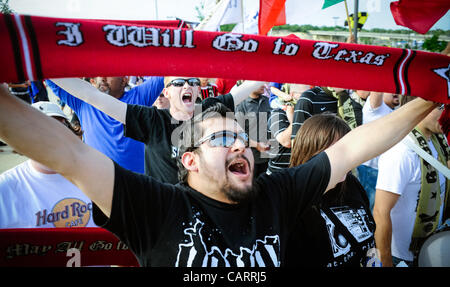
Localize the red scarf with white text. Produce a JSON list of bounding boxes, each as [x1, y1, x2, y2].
[[0, 14, 449, 104]]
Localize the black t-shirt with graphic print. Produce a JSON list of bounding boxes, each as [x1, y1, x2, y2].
[[285, 174, 376, 267], [93, 152, 331, 267], [124, 94, 234, 183]]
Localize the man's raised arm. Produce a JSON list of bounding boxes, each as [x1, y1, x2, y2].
[[229, 80, 268, 108], [0, 83, 114, 217], [50, 78, 127, 124], [324, 97, 438, 191]]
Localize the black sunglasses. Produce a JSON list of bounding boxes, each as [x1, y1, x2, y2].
[[197, 131, 249, 148], [166, 78, 201, 88]]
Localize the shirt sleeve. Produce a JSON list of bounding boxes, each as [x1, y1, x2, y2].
[[215, 78, 225, 95], [131, 76, 164, 106], [268, 108, 289, 138], [376, 141, 418, 195], [92, 162, 178, 263], [268, 82, 283, 104], [291, 93, 313, 139], [259, 152, 331, 229], [45, 79, 83, 113], [124, 104, 160, 143]]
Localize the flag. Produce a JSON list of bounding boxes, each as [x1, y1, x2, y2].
[[220, 0, 242, 25], [196, 0, 242, 31], [322, 0, 345, 9], [344, 12, 368, 30], [232, 9, 259, 34], [390, 0, 450, 34], [258, 0, 322, 35]]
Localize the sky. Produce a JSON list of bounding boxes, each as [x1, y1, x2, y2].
[[8, 0, 450, 31]]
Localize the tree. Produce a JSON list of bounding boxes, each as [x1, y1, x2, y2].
[[422, 33, 447, 52], [0, 0, 14, 14]]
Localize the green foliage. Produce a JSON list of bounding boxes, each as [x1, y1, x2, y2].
[[272, 24, 450, 37], [194, 1, 206, 22], [0, 0, 14, 14], [422, 33, 447, 52]]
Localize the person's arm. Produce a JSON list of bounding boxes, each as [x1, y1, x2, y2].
[[270, 86, 292, 102], [269, 107, 293, 148], [373, 189, 400, 267], [249, 139, 270, 152], [324, 97, 438, 191], [368, 91, 384, 110], [229, 80, 268, 109], [131, 76, 164, 106], [276, 105, 294, 148], [8, 82, 30, 88], [50, 78, 127, 124], [0, 83, 114, 217]]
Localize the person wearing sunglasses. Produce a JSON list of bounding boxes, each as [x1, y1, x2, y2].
[[45, 76, 164, 175], [0, 84, 442, 266], [50, 77, 265, 184]]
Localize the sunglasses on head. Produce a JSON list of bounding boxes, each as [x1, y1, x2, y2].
[[166, 78, 201, 88], [197, 131, 249, 148]]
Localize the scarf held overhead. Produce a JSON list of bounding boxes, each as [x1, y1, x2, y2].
[[0, 14, 449, 103]]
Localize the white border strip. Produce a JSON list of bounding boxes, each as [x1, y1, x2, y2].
[[13, 14, 35, 81], [397, 49, 412, 95]]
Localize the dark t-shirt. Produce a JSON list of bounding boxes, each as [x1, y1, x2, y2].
[[93, 152, 331, 267], [291, 87, 338, 139], [267, 108, 291, 173], [124, 94, 234, 183], [285, 174, 376, 267]]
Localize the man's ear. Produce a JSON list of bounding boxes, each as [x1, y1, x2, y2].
[[121, 76, 129, 87], [163, 87, 171, 99], [181, 151, 198, 173]]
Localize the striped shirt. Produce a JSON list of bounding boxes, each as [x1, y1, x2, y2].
[[291, 87, 338, 140], [199, 84, 218, 101], [267, 108, 292, 174]]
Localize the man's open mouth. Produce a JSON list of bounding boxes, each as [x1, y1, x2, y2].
[[227, 157, 250, 177], [182, 93, 193, 104]]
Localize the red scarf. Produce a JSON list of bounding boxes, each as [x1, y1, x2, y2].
[[0, 14, 449, 104], [0, 228, 138, 267]]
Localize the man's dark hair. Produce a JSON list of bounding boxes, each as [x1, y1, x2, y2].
[[176, 103, 235, 182]]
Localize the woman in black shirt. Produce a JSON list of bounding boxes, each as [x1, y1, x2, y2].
[[287, 113, 376, 267]]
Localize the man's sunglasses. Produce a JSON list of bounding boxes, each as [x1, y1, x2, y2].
[[166, 78, 201, 88], [197, 131, 249, 148]]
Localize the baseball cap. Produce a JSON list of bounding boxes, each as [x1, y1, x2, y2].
[[31, 101, 69, 120]]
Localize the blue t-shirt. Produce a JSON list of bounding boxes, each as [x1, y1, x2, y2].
[[269, 82, 282, 104], [46, 77, 163, 174]]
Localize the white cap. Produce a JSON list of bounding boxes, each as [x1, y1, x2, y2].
[[31, 101, 69, 120]]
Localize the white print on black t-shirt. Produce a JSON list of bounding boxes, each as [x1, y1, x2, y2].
[[175, 218, 280, 267], [321, 210, 351, 258], [171, 145, 179, 159], [320, 206, 374, 263], [330, 206, 372, 243]]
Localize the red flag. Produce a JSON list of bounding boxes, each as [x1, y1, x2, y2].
[[390, 0, 450, 34], [258, 0, 286, 35]]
